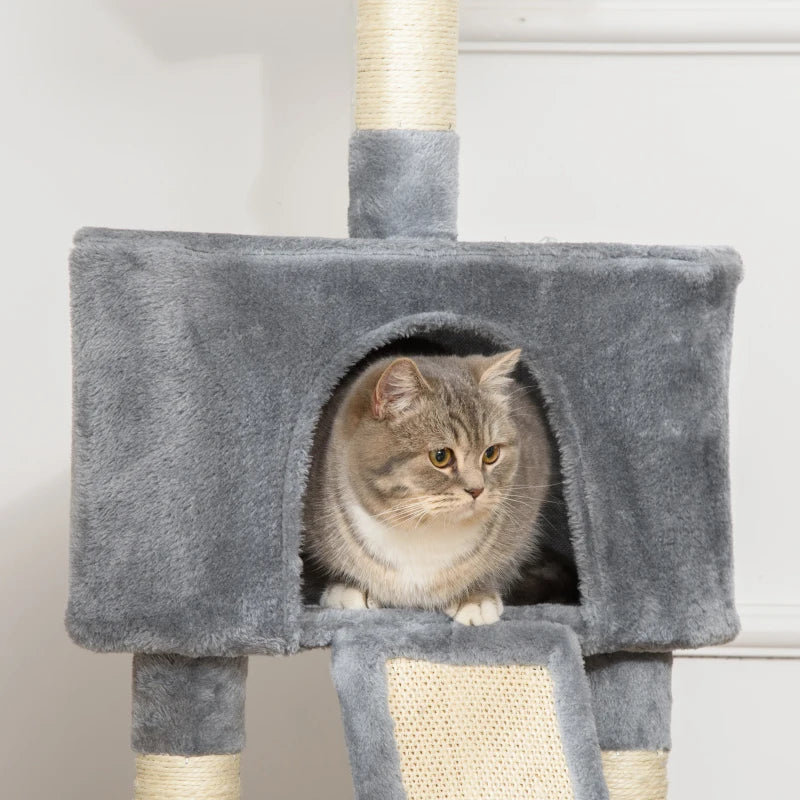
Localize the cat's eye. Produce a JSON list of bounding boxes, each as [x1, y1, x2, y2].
[[429, 448, 455, 468], [483, 445, 501, 464]]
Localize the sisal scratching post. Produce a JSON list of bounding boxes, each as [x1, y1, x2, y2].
[[355, 0, 458, 131], [601, 751, 669, 800], [134, 755, 241, 800], [349, 0, 459, 239], [585, 652, 672, 799], [130, 654, 247, 799]]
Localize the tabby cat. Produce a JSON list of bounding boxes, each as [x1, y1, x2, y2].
[[303, 349, 567, 625]]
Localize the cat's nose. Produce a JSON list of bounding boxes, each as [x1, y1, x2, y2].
[[465, 487, 484, 499]]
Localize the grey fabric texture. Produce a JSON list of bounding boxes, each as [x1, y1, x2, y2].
[[131, 654, 247, 755], [348, 130, 459, 239], [67, 227, 741, 657], [299, 603, 588, 651], [331, 621, 609, 800], [585, 652, 672, 751]]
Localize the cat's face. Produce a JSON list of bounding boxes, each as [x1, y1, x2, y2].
[[346, 351, 524, 529]]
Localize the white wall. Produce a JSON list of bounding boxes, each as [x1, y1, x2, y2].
[[2, 2, 798, 798]]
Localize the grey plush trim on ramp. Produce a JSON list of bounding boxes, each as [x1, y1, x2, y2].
[[331, 621, 609, 800]]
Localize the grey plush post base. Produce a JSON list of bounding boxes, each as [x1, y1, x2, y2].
[[132, 654, 248, 755], [331, 621, 609, 800], [348, 130, 459, 239], [585, 652, 672, 752]]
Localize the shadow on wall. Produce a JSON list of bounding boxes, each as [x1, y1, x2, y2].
[[103, 0, 354, 236], [0, 475, 132, 798]]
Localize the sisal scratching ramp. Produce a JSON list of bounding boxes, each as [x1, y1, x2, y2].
[[331, 622, 609, 800], [388, 662, 574, 799], [67, 1, 740, 798]]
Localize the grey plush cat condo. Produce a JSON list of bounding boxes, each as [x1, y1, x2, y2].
[[67, 2, 741, 799]]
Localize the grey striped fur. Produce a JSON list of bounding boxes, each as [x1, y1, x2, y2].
[[303, 352, 553, 612]]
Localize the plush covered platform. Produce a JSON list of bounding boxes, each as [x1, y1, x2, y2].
[[67, 226, 741, 658]]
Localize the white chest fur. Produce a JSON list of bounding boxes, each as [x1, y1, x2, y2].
[[347, 502, 484, 589]]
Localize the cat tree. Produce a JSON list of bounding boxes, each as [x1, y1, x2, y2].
[[67, 2, 741, 798]]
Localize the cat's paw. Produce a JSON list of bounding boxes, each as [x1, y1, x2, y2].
[[321, 583, 370, 610], [446, 592, 504, 626]]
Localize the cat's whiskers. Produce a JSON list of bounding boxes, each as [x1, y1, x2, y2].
[[505, 481, 564, 491], [377, 499, 440, 528], [501, 491, 560, 504], [501, 492, 565, 511], [497, 497, 542, 513], [374, 497, 431, 520], [382, 507, 429, 526], [412, 509, 430, 530]]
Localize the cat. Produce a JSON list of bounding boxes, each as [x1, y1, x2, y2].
[[302, 349, 564, 625]]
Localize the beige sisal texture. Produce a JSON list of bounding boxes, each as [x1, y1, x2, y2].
[[601, 750, 668, 800], [356, 0, 458, 131], [134, 754, 240, 800], [386, 659, 575, 800]]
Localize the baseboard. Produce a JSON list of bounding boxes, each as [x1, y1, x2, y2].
[[675, 604, 800, 659], [461, 1, 800, 54]]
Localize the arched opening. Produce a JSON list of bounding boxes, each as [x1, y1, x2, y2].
[[299, 325, 580, 612]]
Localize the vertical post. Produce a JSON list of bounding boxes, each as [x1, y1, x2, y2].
[[348, 0, 460, 239], [354, 0, 458, 132], [131, 655, 248, 800], [585, 653, 672, 800]]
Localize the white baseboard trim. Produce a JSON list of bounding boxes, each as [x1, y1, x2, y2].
[[675, 604, 800, 659], [460, 1, 800, 54]]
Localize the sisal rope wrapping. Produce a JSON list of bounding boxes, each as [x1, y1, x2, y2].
[[386, 659, 575, 800], [356, 0, 458, 131], [601, 750, 668, 800], [134, 754, 240, 800]]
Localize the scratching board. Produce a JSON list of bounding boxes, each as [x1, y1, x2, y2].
[[66, 0, 740, 798], [331, 622, 610, 800]]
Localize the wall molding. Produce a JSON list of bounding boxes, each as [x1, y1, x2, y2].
[[460, 1, 800, 54], [675, 604, 800, 659]]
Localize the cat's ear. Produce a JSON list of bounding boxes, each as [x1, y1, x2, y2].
[[372, 358, 431, 420], [478, 349, 522, 388]]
